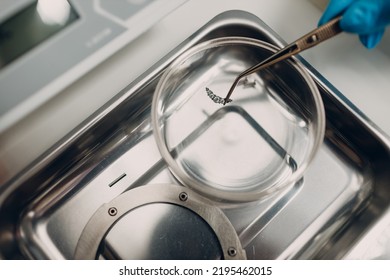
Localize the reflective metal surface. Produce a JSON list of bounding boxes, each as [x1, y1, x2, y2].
[[0, 10, 389, 260], [75, 184, 245, 260], [100, 203, 223, 260]]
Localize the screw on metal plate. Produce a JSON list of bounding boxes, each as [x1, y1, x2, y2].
[[206, 87, 232, 105], [227, 247, 237, 257], [108, 207, 118, 216], [179, 192, 188, 201]]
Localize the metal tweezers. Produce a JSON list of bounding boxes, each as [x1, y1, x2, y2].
[[223, 16, 342, 105]]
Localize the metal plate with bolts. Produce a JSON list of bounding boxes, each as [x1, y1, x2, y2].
[[74, 184, 246, 260]]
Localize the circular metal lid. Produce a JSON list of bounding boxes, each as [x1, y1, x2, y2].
[[74, 184, 246, 260], [100, 203, 223, 259]]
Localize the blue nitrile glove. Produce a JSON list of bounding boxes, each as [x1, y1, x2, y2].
[[319, 0, 390, 48]]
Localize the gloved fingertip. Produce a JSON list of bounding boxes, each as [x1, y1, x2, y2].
[[318, 0, 355, 26], [318, 13, 330, 26], [318, 9, 338, 26], [359, 32, 383, 49]]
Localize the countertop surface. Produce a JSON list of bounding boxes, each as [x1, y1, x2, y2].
[[0, 0, 389, 258]]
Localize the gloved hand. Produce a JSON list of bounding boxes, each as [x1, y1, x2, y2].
[[319, 0, 390, 48]]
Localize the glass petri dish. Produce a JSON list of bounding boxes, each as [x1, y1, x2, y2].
[[152, 37, 325, 204]]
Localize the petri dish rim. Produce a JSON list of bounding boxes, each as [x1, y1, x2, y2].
[[151, 37, 325, 204]]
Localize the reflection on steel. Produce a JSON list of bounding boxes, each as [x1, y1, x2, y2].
[[74, 184, 246, 260]]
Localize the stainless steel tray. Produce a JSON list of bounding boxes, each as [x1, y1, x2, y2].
[[0, 10, 389, 260]]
